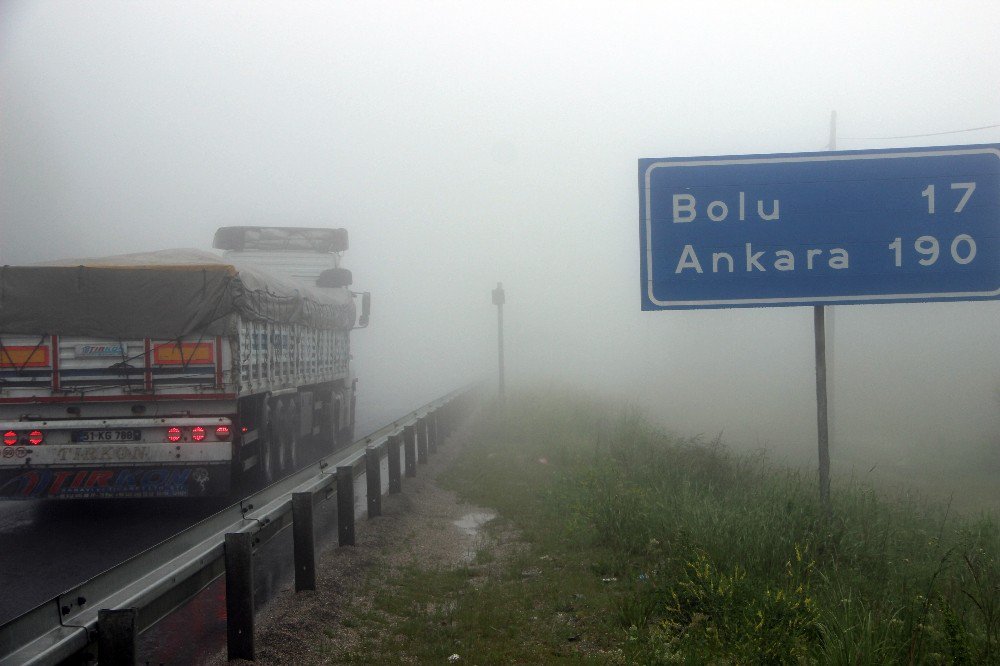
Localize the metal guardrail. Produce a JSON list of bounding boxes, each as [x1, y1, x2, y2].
[[0, 387, 478, 665]]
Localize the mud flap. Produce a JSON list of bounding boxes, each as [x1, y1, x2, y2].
[[0, 464, 231, 499]]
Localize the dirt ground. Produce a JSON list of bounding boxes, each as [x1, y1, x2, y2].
[[213, 426, 512, 665]]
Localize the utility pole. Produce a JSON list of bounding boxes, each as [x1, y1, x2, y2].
[[492, 282, 506, 402]]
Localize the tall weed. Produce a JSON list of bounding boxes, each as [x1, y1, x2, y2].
[[448, 391, 999, 664]]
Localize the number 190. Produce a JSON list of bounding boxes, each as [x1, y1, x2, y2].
[[888, 235, 977, 267]]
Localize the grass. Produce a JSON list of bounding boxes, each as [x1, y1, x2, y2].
[[333, 390, 999, 664]]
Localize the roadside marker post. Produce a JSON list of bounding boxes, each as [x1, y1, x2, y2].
[[292, 492, 317, 591], [416, 417, 429, 465], [224, 532, 256, 660], [97, 608, 137, 666], [428, 411, 439, 453], [365, 447, 382, 518], [388, 433, 402, 493], [336, 465, 355, 546], [403, 425, 417, 478]]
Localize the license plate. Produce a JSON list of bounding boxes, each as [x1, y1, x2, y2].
[[71, 429, 143, 443]]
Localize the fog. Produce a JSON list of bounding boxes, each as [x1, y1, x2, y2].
[[2, 2, 998, 508]]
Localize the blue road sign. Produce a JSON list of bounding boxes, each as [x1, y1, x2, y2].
[[639, 144, 1000, 309]]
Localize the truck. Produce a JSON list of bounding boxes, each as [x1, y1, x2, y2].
[[0, 226, 370, 499]]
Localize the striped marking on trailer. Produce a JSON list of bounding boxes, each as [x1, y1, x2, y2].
[[0, 345, 50, 368], [153, 342, 214, 365]]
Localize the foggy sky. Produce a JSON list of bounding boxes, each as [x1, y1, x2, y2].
[[2, 1, 998, 503]]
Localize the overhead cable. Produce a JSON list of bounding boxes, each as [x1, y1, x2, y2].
[[841, 123, 1000, 140]]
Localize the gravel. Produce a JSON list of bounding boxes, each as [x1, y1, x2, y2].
[[213, 424, 516, 665]]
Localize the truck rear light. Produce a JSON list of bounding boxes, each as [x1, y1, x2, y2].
[[215, 425, 231, 441], [167, 427, 182, 443], [191, 426, 206, 442], [28, 430, 44, 446], [3, 431, 16, 446]]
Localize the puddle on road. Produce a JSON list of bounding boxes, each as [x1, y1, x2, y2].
[[453, 510, 496, 537]]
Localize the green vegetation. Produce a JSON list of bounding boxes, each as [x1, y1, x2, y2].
[[346, 391, 999, 664]]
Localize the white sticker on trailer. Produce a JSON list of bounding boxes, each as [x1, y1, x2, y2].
[[75, 344, 126, 357]]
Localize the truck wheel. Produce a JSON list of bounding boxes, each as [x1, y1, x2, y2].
[[324, 390, 341, 451], [258, 399, 276, 486], [284, 397, 299, 472], [317, 388, 332, 445], [272, 400, 288, 475], [339, 422, 355, 447]]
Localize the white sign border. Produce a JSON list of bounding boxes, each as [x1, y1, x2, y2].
[[643, 147, 1000, 308]]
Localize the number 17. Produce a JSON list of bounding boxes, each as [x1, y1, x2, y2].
[[921, 182, 976, 214]]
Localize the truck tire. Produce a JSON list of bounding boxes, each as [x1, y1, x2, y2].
[[258, 399, 277, 486], [283, 397, 299, 472], [339, 421, 355, 446], [272, 400, 288, 475], [322, 389, 341, 451]]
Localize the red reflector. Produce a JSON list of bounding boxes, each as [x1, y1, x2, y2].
[[3, 431, 16, 446], [28, 430, 43, 446], [167, 427, 182, 443], [191, 426, 206, 442], [215, 425, 232, 441]]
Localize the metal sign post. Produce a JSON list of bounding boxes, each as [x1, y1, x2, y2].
[[815, 111, 837, 512], [814, 305, 831, 510], [492, 282, 506, 401]]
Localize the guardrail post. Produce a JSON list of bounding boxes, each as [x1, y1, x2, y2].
[[388, 433, 402, 493], [416, 417, 429, 464], [366, 447, 382, 518], [292, 492, 316, 591], [440, 402, 452, 438], [428, 410, 438, 453], [337, 465, 355, 546], [225, 531, 256, 660], [403, 425, 417, 478], [98, 607, 137, 666]]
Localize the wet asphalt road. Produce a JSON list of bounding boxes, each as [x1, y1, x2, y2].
[[0, 413, 389, 626], [0, 495, 230, 624]]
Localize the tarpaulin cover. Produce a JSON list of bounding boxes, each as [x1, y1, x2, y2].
[[0, 249, 356, 338]]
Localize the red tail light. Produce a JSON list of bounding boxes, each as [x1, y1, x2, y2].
[[27, 430, 43, 446], [215, 425, 232, 441], [167, 427, 182, 443], [3, 431, 16, 446], [191, 426, 206, 442]]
